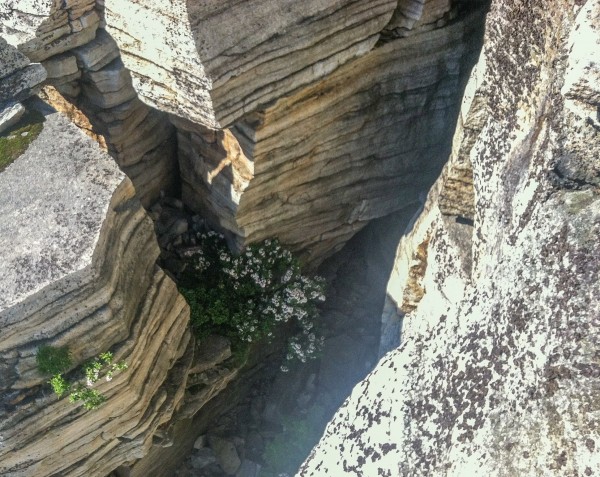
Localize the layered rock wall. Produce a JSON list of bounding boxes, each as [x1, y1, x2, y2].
[[104, 0, 398, 129], [176, 3, 486, 266], [1, 0, 178, 206], [0, 101, 190, 476], [299, 0, 600, 475]]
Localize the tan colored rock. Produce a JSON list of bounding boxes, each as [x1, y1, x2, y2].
[[180, 10, 486, 266], [0, 104, 191, 476], [104, 0, 398, 128]]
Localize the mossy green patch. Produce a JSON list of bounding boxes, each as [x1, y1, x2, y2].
[[0, 109, 45, 173]]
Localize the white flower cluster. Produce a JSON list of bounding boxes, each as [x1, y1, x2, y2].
[[182, 235, 326, 366]]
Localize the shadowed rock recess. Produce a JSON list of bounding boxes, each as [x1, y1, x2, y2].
[[1, 0, 596, 476]]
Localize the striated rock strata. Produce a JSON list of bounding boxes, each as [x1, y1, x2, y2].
[[104, 0, 398, 129], [0, 103, 190, 476], [177, 6, 486, 266], [299, 0, 600, 475], [1, 1, 178, 206]]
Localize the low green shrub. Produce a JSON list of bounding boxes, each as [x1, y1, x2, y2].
[[180, 234, 326, 365], [36, 345, 72, 375], [37, 346, 127, 410], [0, 109, 45, 172]]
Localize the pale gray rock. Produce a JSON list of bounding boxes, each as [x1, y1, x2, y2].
[[0, 101, 122, 311], [0, 38, 46, 103], [0, 100, 25, 134], [73, 28, 120, 72], [0, 36, 29, 79], [0, 100, 192, 477], [82, 58, 137, 108], [4, 2, 100, 63], [42, 52, 81, 86], [298, 1, 600, 476]]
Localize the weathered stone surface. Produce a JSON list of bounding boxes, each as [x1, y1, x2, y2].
[[0, 38, 46, 103], [0, 103, 191, 476], [23, 25, 181, 207], [0, 101, 123, 311], [0, 36, 29, 78], [104, 0, 398, 128], [72, 27, 120, 71], [1, 0, 99, 62], [180, 9, 485, 265], [42, 53, 82, 88], [299, 1, 600, 475], [42, 53, 79, 79], [0, 100, 25, 133]]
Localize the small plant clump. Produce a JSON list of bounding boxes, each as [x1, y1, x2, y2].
[[36, 345, 72, 375], [179, 233, 326, 366], [0, 109, 45, 173], [37, 346, 127, 410]]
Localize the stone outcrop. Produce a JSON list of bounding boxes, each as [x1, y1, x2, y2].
[[177, 5, 486, 266], [0, 38, 45, 103], [1, 1, 178, 207], [0, 102, 190, 476], [299, 1, 600, 475], [104, 0, 398, 129]]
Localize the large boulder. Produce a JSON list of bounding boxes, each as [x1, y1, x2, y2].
[[0, 102, 190, 476]]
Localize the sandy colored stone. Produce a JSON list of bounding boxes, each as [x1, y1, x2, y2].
[[180, 9, 485, 266], [0, 102, 191, 477]]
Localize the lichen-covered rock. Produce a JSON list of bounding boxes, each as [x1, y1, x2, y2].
[[298, 1, 600, 475], [0, 0, 99, 62], [0, 104, 190, 476], [103, 0, 398, 128]]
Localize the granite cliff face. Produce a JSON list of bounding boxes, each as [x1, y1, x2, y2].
[[299, 1, 600, 475]]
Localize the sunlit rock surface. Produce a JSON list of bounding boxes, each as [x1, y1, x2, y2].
[[103, 0, 398, 129], [299, 1, 600, 475], [0, 103, 190, 476], [178, 7, 486, 266]]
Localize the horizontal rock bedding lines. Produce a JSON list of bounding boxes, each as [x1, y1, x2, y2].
[[0, 180, 191, 476], [0, 102, 190, 475], [230, 9, 485, 265], [105, 0, 398, 128]]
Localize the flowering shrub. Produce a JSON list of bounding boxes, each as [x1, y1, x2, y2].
[[37, 347, 127, 410], [179, 233, 326, 364]]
